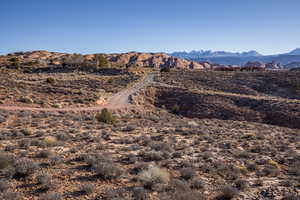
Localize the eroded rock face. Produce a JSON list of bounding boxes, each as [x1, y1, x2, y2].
[[106, 52, 204, 69], [4, 51, 205, 69]]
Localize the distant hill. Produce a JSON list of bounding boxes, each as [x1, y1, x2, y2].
[[285, 62, 300, 69], [286, 48, 300, 55], [169, 49, 300, 66], [171, 50, 261, 59]]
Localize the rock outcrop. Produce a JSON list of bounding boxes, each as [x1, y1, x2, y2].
[[105, 52, 204, 69], [4, 51, 206, 70], [265, 61, 282, 70]]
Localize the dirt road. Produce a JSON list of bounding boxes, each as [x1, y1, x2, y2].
[[0, 72, 157, 112]]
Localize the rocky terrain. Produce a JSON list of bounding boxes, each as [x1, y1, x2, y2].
[[1, 51, 207, 70], [0, 67, 140, 108], [0, 53, 299, 200]]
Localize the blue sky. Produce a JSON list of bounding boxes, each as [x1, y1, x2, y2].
[[1, 0, 300, 55]]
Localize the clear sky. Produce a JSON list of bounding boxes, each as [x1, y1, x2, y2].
[[1, 0, 300, 55]]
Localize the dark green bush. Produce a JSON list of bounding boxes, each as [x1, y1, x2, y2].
[[95, 54, 108, 68], [171, 104, 180, 114], [46, 77, 56, 84], [160, 67, 170, 72], [9, 57, 20, 69], [95, 108, 117, 124], [0, 152, 14, 170]]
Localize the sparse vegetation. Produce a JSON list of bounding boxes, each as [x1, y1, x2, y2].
[[0, 62, 299, 199]]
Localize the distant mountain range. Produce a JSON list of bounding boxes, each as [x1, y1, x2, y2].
[[169, 48, 300, 67]]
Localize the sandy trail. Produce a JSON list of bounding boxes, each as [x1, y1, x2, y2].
[[0, 72, 157, 112]]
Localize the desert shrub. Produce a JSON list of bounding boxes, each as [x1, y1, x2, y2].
[[190, 179, 205, 189], [149, 142, 173, 152], [46, 77, 56, 84], [9, 57, 20, 69], [130, 162, 148, 175], [171, 104, 180, 114], [5, 145, 16, 152], [161, 179, 206, 200], [37, 172, 52, 190], [122, 125, 136, 132], [30, 139, 46, 148], [19, 139, 31, 148], [84, 153, 107, 167], [85, 153, 122, 180], [95, 109, 117, 124], [37, 172, 51, 185], [161, 190, 205, 200], [13, 158, 38, 178], [234, 179, 249, 191], [142, 150, 165, 161], [259, 164, 280, 177], [180, 168, 196, 180], [138, 165, 170, 189], [19, 96, 33, 104], [216, 185, 239, 200], [172, 151, 182, 158], [61, 54, 84, 67], [21, 128, 33, 136], [102, 188, 126, 200], [132, 187, 147, 200], [9, 57, 18, 63], [0, 152, 14, 170], [49, 156, 63, 166], [41, 192, 61, 200], [43, 136, 59, 147], [0, 179, 10, 192], [169, 179, 190, 192], [107, 78, 113, 84], [122, 153, 138, 164], [245, 162, 257, 171], [93, 161, 122, 180], [52, 104, 61, 108], [160, 67, 170, 73], [78, 183, 95, 195], [37, 149, 53, 158], [253, 179, 264, 187], [236, 151, 251, 159], [55, 133, 69, 141], [95, 54, 108, 68]]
